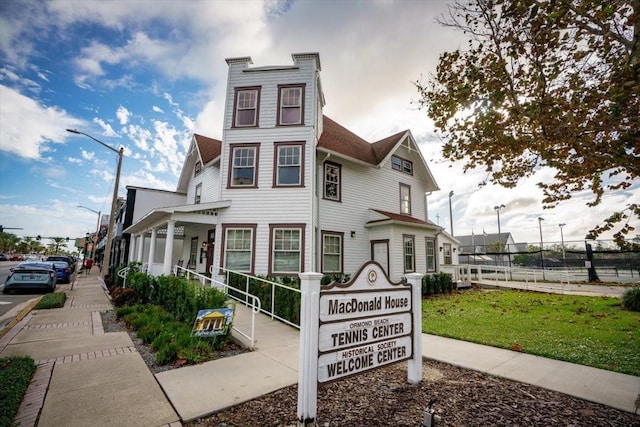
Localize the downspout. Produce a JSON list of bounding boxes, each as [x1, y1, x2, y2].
[[316, 152, 331, 272]]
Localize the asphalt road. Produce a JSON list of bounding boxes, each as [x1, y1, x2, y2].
[[0, 261, 65, 318]]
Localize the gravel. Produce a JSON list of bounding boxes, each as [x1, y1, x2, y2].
[[101, 311, 639, 426]]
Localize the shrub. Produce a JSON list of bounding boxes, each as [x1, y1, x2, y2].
[[621, 287, 640, 311], [35, 292, 66, 309], [0, 356, 36, 426], [111, 287, 136, 307]]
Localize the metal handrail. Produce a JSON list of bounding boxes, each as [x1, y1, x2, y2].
[[172, 264, 261, 349], [217, 266, 302, 329]]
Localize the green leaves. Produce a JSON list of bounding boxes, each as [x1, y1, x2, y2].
[[418, 0, 639, 244]]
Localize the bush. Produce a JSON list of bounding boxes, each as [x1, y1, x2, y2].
[[111, 287, 136, 307], [0, 356, 36, 426], [621, 287, 640, 311], [35, 292, 66, 309]]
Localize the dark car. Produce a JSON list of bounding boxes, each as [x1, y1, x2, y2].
[[50, 260, 72, 284], [46, 255, 76, 273], [0, 254, 8, 261], [3, 261, 57, 294]]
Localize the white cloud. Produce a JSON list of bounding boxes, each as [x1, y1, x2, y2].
[[92, 117, 118, 137], [116, 105, 131, 125], [0, 85, 83, 159], [152, 105, 164, 113]]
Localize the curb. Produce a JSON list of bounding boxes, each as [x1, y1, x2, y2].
[[0, 297, 42, 339]]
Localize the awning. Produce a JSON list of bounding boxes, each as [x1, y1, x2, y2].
[[124, 200, 232, 235]]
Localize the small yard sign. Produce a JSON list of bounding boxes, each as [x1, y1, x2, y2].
[[191, 308, 234, 337]]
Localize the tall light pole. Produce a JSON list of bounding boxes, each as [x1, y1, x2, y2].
[[67, 129, 123, 278], [448, 191, 454, 236], [538, 217, 546, 280], [559, 223, 566, 268], [494, 204, 505, 248], [77, 205, 101, 265]]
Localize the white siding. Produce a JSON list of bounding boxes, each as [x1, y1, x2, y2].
[[186, 164, 220, 204], [132, 189, 186, 223]]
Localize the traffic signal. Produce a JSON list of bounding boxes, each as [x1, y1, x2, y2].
[[66, 237, 69, 242], [0, 225, 3, 233], [36, 235, 41, 240]]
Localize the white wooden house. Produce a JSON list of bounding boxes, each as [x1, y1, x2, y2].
[[123, 53, 453, 281]]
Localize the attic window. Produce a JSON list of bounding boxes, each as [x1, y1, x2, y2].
[[194, 161, 202, 177], [391, 155, 412, 175]]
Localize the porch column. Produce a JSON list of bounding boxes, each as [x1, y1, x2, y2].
[[136, 233, 145, 263], [162, 220, 176, 276], [147, 228, 157, 269]]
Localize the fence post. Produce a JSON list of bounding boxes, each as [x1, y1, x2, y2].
[[297, 272, 322, 426], [405, 273, 423, 384]]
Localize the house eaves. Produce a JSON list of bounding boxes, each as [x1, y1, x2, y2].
[[365, 209, 441, 231], [124, 200, 231, 235], [176, 134, 221, 193]]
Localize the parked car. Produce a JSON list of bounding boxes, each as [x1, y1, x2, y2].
[[3, 261, 57, 294], [0, 254, 8, 261], [50, 260, 72, 284], [9, 254, 24, 261], [46, 255, 76, 273]]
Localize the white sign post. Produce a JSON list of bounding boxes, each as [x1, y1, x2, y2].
[[297, 262, 423, 426]]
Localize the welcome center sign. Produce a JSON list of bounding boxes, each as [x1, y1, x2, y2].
[[318, 262, 414, 383]]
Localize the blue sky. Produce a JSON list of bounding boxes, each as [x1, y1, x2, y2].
[[0, 0, 637, 253]]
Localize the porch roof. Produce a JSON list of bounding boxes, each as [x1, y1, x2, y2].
[[124, 200, 232, 235], [365, 209, 441, 231]]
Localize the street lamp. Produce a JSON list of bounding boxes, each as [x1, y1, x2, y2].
[[559, 223, 566, 268], [77, 205, 101, 266], [538, 217, 546, 280], [67, 129, 123, 278], [493, 204, 506, 248], [448, 191, 454, 236]]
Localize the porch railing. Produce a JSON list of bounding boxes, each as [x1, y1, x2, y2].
[[216, 267, 302, 330], [171, 264, 261, 349]]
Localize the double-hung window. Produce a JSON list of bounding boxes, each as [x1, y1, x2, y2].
[[229, 144, 259, 187], [278, 85, 304, 125], [194, 161, 202, 176], [323, 161, 341, 201], [223, 226, 255, 273], [400, 183, 411, 215], [194, 183, 202, 204], [403, 235, 415, 273], [391, 155, 413, 175], [270, 225, 304, 274], [426, 238, 436, 272], [322, 232, 343, 273], [234, 87, 260, 127], [274, 142, 303, 186]]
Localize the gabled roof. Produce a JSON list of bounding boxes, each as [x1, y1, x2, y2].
[[456, 232, 514, 246], [176, 134, 222, 193], [318, 116, 405, 165], [194, 134, 221, 164]]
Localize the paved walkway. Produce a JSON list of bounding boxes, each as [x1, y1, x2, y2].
[[0, 272, 638, 426]]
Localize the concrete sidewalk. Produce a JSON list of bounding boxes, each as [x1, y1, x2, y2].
[[0, 270, 180, 427], [1, 272, 639, 426]]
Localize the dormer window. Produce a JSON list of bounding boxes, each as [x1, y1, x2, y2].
[[194, 161, 202, 177], [277, 85, 304, 126], [233, 87, 260, 127], [392, 155, 413, 175]]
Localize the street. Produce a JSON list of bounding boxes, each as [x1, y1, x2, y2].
[[0, 261, 49, 318]]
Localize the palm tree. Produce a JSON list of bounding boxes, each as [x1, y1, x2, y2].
[[50, 237, 68, 255], [0, 232, 21, 253]]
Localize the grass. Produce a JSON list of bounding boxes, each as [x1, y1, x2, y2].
[[422, 289, 640, 376], [0, 356, 36, 427], [34, 291, 66, 309]]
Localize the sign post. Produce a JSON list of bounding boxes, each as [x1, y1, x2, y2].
[[297, 262, 423, 426]]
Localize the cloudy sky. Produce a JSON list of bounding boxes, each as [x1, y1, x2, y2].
[[0, 0, 636, 254]]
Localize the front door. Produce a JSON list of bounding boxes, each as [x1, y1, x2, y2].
[[206, 228, 215, 274], [371, 240, 389, 274]]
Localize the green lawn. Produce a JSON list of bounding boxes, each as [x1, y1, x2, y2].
[[421, 289, 640, 376]]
